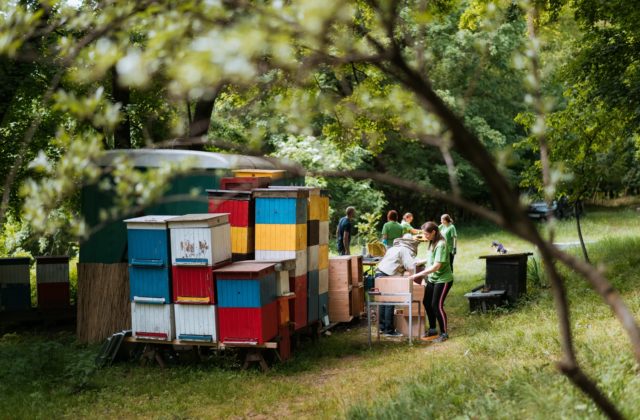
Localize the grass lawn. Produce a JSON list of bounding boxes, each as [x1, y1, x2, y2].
[[2, 206, 640, 418]]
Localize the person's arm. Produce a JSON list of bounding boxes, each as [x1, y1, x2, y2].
[[451, 226, 458, 254], [408, 261, 442, 283], [381, 223, 388, 246]]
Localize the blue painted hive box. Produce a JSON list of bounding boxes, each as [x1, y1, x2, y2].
[[214, 262, 277, 308], [254, 188, 309, 225], [124, 215, 174, 303]]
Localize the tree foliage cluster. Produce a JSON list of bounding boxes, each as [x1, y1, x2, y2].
[[0, 0, 636, 246]]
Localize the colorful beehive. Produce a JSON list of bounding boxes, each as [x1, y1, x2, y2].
[[131, 301, 175, 340], [35, 256, 70, 309], [169, 214, 231, 267], [207, 189, 255, 261], [169, 214, 231, 304], [255, 188, 309, 329], [242, 258, 295, 296], [220, 176, 270, 191], [290, 274, 308, 330], [174, 304, 217, 342], [214, 262, 278, 344], [0, 257, 31, 311], [124, 215, 174, 303], [307, 270, 319, 323], [232, 169, 286, 179], [255, 250, 307, 277]]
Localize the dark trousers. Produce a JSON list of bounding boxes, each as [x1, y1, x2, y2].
[[423, 281, 453, 334], [375, 271, 394, 333], [449, 253, 455, 272], [337, 240, 347, 255]]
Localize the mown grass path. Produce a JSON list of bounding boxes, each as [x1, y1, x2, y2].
[[1, 207, 639, 418]]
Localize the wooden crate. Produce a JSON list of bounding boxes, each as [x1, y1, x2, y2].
[[394, 314, 424, 338], [395, 299, 425, 317], [351, 284, 364, 316], [373, 276, 413, 302], [328, 256, 352, 291], [350, 255, 363, 286], [328, 288, 353, 322]]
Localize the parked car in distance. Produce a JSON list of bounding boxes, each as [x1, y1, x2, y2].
[[527, 196, 578, 220], [527, 200, 558, 220]]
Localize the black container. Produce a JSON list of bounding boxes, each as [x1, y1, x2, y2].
[[479, 253, 532, 303], [464, 290, 507, 313]]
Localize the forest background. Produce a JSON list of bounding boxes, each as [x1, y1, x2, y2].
[[1, 0, 639, 257]]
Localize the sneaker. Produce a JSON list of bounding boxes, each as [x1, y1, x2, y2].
[[384, 330, 403, 337], [434, 333, 449, 343], [420, 329, 438, 341]]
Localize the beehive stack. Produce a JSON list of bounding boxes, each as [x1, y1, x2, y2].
[[207, 189, 255, 261], [0, 257, 31, 311], [36, 256, 70, 309], [124, 216, 176, 340], [254, 188, 309, 330], [328, 256, 353, 322], [168, 214, 232, 342], [220, 176, 271, 191], [309, 188, 330, 323], [214, 262, 278, 344]]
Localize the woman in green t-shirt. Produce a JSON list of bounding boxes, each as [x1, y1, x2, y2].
[[439, 214, 458, 272], [381, 210, 404, 248], [409, 221, 454, 343]]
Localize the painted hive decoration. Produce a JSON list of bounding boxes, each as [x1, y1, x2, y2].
[[168, 214, 230, 304]]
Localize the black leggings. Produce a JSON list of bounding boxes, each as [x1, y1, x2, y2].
[[423, 281, 453, 334]]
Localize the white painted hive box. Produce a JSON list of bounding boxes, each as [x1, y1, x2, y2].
[[174, 304, 217, 342], [169, 214, 231, 266]]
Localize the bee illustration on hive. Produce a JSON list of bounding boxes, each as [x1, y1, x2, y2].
[[180, 240, 196, 257], [198, 240, 209, 255]]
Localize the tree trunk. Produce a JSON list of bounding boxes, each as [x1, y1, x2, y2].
[[187, 85, 224, 145], [112, 67, 131, 149], [575, 200, 590, 263]]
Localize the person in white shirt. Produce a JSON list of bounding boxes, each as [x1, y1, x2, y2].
[[375, 236, 419, 336]]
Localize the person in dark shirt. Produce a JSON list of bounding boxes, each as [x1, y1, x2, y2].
[[336, 206, 356, 255]]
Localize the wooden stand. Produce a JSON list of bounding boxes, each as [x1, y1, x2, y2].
[[124, 337, 281, 372]]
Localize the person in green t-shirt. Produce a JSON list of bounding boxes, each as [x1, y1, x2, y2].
[[439, 214, 458, 272], [381, 210, 404, 248], [400, 212, 420, 235], [409, 221, 454, 343]]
